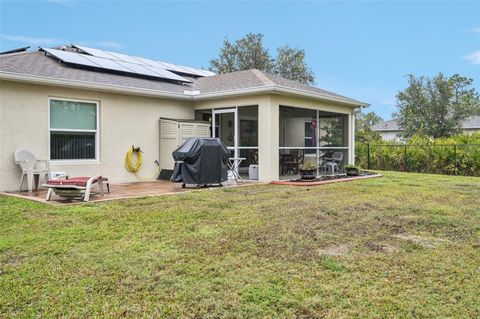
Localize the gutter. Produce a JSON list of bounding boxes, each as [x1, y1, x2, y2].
[[0, 71, 192, 100], [0, 71, 369, 107]]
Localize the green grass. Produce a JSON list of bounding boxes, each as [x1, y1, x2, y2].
[[1, 172, 479, 318]]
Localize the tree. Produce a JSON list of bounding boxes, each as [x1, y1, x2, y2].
[[354, 110, 383, 143], [209, 33, 274, 74], [274, 46, 314, 84], [395, 73, 480, 138], [210, 33, 314, 84]]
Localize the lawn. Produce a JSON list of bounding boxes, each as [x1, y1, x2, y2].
[[1, 172, 479, 318]]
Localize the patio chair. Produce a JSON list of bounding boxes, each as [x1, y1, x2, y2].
[[14, 149, 50, 192], [320, 151, 344, 175], [43, 175, 110, 202], [281, 150, 305, 175]]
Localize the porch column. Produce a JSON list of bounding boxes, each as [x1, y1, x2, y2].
[[258, 96, 279, 182], [348, 112, 355, 164]]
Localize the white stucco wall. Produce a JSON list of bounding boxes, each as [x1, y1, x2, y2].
[[1, 80, 358, 190], [379, 131, 402, 141], [0, 80, 193, 191], [195, 93, 356, 182]]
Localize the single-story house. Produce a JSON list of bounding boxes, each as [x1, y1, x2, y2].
[[0, 45, 368, 191], [372, 116, 480, 141]]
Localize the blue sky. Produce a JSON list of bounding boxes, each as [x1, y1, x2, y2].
[[1, 0, 479, 120]]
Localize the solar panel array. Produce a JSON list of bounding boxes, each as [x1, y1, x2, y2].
[[41, 46, 214, 83], [73, 45, 215, 77], [73, 45, 215, 76]]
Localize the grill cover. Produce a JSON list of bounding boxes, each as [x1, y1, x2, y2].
[[171, 138, 230, 186]]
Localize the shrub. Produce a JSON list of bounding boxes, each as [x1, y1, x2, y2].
[[356, 133, 480, 176]]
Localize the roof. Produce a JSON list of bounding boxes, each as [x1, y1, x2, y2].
[[372, 116, 480, 132], [0, 48, 368, 107], [371, 119, 401, 132]]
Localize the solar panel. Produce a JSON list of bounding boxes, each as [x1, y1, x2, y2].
[[82, 55, 134, 73], [143, 65, 190, 82], [42, 48, 101, 68], [114, 60, 159, 77], [73, 45, 119, 60], [72, 44, 215, 78], [43, 47, 191, 83]]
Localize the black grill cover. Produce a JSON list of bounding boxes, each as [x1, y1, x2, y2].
[[171, 138, 230, 186]]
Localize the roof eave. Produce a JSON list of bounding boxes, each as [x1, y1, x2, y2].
[[0, 71, 370, 107], [194, 84, 369, 107], [0, 71, 193, 100]]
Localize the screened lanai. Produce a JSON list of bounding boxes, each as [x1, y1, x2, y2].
[[279, 106, 349, 179]]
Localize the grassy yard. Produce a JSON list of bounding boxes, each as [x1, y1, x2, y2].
[[1, 172, 479, 318]]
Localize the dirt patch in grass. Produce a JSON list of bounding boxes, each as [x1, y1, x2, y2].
[[393, 234, 450, 248], [317, 244, 350, 256]]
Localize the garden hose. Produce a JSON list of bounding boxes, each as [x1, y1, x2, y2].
[[124, 146, 161, 180], [125, 146, 143, 173]]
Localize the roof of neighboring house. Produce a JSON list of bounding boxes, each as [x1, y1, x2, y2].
[[463, 115, 480, 129], [0, 48, 368, 106], [372, 116, 480, 132], [371, 119, 401, 132]]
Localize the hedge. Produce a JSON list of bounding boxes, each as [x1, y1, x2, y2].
[[356, 133, 480, 176]]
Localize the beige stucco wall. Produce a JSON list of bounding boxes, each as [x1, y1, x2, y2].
[[194, 93, 356, 182], [1, 80, 358, 190], [0, 80, 193, 191]]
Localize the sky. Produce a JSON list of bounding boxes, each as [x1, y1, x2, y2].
[[1, 0, 479, 120]]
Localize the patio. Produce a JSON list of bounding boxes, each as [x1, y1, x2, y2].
[[2, 180, 254, 205]]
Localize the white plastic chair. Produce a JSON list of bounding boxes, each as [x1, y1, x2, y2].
[[14, 149, 50, 192], [321, 151, 344, 175]]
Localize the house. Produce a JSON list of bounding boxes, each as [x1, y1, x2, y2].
[[372, 116, 480, 141], [0, 45, 368, 191]]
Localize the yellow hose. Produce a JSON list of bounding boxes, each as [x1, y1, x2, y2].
[[125, 147, 143, 173]]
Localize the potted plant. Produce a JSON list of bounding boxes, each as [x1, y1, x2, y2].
[[345, 164, 361, 176], [300, 161, 317, 179]]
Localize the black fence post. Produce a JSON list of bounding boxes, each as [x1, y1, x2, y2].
[[367, 143, 371, 169], [454, 145, 457, 175]]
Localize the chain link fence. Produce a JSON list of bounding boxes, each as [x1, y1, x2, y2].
[[356, 143, 480, 176]]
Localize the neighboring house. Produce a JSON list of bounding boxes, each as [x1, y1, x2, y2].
[[0, 45, 368, 191], [371, 119, 403, 141], [372, 116, 480, 141]]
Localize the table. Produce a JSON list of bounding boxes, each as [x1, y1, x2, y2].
[[228, 157, 246, 183]]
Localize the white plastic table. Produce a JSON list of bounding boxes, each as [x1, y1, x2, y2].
[[228, 157, 246, 183]]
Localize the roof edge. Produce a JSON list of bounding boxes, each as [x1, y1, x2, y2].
[[0, 71, 192, 100], [194, 84, 369, 107], [0, 71, 369, 107]]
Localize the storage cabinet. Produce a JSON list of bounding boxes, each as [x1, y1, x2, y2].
[[159, 118, 211, 170]]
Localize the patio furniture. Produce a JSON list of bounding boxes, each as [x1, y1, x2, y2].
[[14, 149, 50, 192], [228, 157, 246, 183], [280, 150, 304, 175], [320, 151, 344, 176], [43, 175, 110, 202]]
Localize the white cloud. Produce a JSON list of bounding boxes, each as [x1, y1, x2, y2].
[[464, 51, 480, 65], [0, 34, 61, 46], [472, 27, 480, 35], [1, 34, 123, 51]]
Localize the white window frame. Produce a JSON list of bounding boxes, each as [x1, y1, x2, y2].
[[48, 97, 100, 164]]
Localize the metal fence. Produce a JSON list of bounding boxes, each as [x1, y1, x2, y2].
[[356, 143, 480, 176]]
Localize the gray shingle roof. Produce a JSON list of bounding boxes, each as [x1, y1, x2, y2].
[[371, 119, 401, 131], [0, 51, 192, 93], [0, 49, 366, 105], [372, 116, 480, 131], [463, 115, 480, 129]]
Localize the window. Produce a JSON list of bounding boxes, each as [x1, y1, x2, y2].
[[49, 98, 99, 161]]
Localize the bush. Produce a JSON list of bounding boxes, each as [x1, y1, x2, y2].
[[356, 133, 480, 176]]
